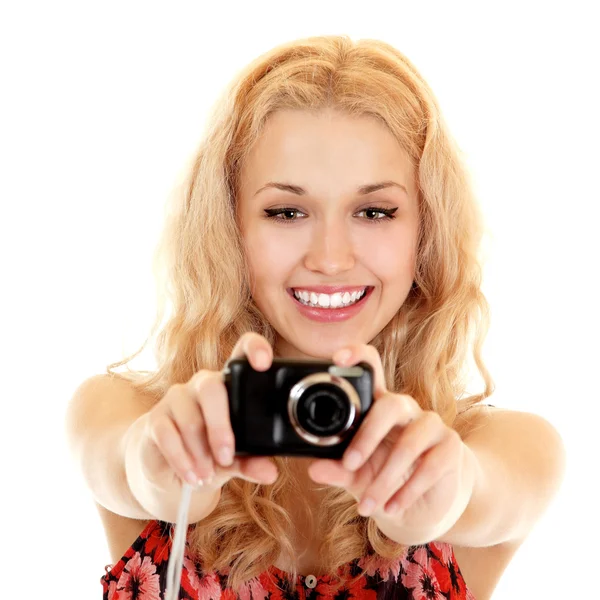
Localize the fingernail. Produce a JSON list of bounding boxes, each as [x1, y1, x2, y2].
[[218, 446, 234, 467], [255, 350, 270, 369], [185, 470, 201, 487]]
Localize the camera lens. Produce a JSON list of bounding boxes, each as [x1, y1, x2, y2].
[[288, 371, 362, 446], [296, 382, 351, 437]]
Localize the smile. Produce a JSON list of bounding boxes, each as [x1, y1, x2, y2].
[[292, 287, 368, 308], [287, 287, 373, 323]]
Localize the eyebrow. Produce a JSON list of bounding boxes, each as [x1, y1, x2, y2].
[[253, 180, 408, 197]]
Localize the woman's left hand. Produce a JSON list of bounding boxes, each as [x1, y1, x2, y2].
[[307, 343, 474, 541]]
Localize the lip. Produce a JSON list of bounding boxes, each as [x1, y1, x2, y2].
[[288, 285, 371, 294], [287, 286, 373, 323]]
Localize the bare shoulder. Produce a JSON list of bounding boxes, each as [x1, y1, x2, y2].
[[451, 404, 566, 599], [96, 501, 153, 565], [460, 405, 566, 489], [454, 403, 565, 467], [452, 403, 501, 440], [459, 404, 566, 530]]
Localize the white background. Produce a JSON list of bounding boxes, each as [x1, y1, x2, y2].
[[1, 2, 598, 598]]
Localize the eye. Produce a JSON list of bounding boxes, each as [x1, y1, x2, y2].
[[355, 207, 398, 221], [263, 205, 398, 224], [263, 208, 306, 222]]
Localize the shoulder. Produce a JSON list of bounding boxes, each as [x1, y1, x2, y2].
[[455, 404, 566, 470], [463, 406, 566, 541], [452, 406, 566, 596], [463, 406, 566, 474], [452, 403, 498, 440]]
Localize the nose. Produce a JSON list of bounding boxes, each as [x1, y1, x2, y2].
[[303, 220, 356, 275]]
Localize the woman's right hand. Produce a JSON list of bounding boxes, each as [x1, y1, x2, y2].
[[135, 332, 279, 493]]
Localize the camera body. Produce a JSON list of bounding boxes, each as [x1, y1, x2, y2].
[[223, 357, 374, 459]]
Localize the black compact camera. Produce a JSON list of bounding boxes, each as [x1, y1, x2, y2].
[[223, 357, 374, 459]]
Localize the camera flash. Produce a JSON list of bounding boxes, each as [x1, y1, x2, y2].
[[328, 365, 364, 378]]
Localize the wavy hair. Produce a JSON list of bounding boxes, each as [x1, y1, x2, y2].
[[106, 34, 495, 593]]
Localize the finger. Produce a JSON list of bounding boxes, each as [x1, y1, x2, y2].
[[212, 455, 278, 485], [357, 440, 417, 516], [332, 343, 387, 397], [236, 456, 279, 484], [189, 370, 236, 468], [167, 383, 215, 480], [229, 331, 273, 371], [360, 413, 446, 516], [148, 413, 202, 487], [342, 393, 420, 473], [308, 455, 387, 509], [383, 437, 454, 515], [202, 453, 279, 487], [308, 458, 356, 488]]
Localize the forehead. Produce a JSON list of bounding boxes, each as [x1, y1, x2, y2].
[[239, 109, 415, 198]]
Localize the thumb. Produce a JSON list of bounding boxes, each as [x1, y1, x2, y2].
[[237, 456, 279, 484], [213, 456, 278, 486], [308, 458, 361, 496]]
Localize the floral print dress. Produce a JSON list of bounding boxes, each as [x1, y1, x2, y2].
[[100, 520, 476, 599]]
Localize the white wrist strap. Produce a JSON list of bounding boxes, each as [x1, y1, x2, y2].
[[164, 481, 193, 600]]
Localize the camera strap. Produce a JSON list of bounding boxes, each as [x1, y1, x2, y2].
[[164, 481, 193, 600]]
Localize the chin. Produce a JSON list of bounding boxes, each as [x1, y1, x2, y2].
[[284, 339, 361, 361]]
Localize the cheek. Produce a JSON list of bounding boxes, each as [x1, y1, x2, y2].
[[359, 232, 417, 282], [245, 228, 300, 284]]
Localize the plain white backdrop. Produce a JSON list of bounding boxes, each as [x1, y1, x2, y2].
[[1, 1, 598, 598]]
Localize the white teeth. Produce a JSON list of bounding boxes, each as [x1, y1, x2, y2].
[[293, 288, 367, 308], [330, 293, 342, 308], [318, 293, 330, 308]]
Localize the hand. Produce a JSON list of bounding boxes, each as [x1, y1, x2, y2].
[[135, 332, 279, 493], [307, 344, 473, 542]]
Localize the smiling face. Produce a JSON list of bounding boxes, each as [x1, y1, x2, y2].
[[237, 108, 420, 360]]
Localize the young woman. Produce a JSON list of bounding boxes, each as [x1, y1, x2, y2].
[[66, 35, 565, 600]]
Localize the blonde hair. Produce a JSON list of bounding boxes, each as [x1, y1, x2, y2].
[[107, 34, 495, 593]]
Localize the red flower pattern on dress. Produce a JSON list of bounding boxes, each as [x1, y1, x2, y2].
[[106, 580, 119, 600], [220, 589, 238, 600], [357, 553, 403, 582], [312, 579, 342, 599], [400, 547, 446, 599], [237, 575, 270, 600], [341, 572, 378, 599], [430, 541, 453, 565], [142, 522, 175, 570], [428, 546, 453, 595], [100, 520, 475, 599], [180, 556, 223, 600], [112, 552, 162, 599], [430, 541, 475, 599]]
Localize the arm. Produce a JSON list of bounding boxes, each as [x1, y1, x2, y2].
[[374, 408, 567, 548], [123, 410, 221, 523], [65, 374, 220, 524], [438, 408, 566, 547]]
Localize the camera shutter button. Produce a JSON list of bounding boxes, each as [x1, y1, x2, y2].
[[305, 575, 317, 588]]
